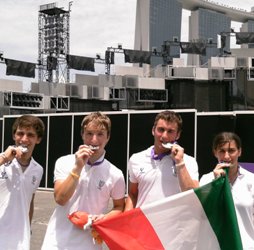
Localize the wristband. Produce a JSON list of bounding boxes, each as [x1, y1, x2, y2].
[[70, 171, 80, 179], [175, 161, 185, 168]]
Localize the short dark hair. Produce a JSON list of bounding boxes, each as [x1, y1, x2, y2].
[[12, 115, 45, 139], [153, 110, 183, 133], [81, 112, 111, 138], [212, 132, 241, 150]]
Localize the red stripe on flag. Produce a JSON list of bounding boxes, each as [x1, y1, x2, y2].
[[93, 208, 164, 250]]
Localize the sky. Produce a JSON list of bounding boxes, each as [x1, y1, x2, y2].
[[0, 0, 254, 89]]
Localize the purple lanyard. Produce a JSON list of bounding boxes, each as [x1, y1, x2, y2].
[[88, 158, 104, 167], [151, 147, 168, 161]]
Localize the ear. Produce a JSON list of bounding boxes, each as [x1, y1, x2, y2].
[[152, 126, 155, 136], [238, 148, 242, 157], [175, 131, 181, 141], [36, 137, 42, 145], [213, 149, 218, 158]]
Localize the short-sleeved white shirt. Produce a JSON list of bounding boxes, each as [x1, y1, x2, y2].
[[0, 158, 43, 250], [42, 153, 125, 250], [200, 167, 254, 250], [128, 146, 199, 207]]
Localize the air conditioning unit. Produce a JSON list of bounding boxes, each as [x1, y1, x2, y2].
[[223, 68, 236, 79], [208, 68, 223, 80], [3, 92, 44, 110], [50, 96, 70, 111], [236, 57, 248, 68], [138, 89, 168, 102], [109, 88, 126, 100], [87, 86, 103, 99], [123, 76, 138, 88]]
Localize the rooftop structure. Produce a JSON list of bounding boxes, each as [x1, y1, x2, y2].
[[178, 0, 254, 23]]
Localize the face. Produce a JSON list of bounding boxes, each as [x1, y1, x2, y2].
[[13, 126, 42, 157], [152, 119, 180, 154], [81, 123, 109, 156], [213, 140, 241, 168]]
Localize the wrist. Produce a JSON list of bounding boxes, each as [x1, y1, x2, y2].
[[175, 161, 185, 168], [70, 170, 80, 179]]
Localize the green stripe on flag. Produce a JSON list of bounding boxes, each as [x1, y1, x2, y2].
[[194, 176, 243, 250]]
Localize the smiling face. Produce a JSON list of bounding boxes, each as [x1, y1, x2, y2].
[[152, 119, 180, 154], [13, 126, 42, 158], [81, 122, 109, 157]]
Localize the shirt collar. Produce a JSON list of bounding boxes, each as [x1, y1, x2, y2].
[[87, 151, 105, 167], [151, 147, 168, 161]]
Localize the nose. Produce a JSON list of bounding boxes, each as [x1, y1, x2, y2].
[[91, 134, 98, 142], [20, 134, 29, 143], [161, 130, 169, 140], [224, 151, 231, 160]]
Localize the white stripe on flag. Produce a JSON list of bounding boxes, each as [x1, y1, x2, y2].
[[142, 189, 220, 249]]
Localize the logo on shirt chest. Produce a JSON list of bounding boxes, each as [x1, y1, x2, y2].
[[97, 180, 105, 190], [139, 168, 145, 174], [0, 169, 8, 179]]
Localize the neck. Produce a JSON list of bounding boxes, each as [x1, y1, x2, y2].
[[228, 165, 239, 184], [17, 158, 31, 168]]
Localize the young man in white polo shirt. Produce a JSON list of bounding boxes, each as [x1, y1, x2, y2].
[[125, 110, 199, 210], [0, 115, 45, 250], [42, 112, 125, 250]]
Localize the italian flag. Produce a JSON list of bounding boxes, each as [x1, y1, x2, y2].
[[93, 176, 243, 250]]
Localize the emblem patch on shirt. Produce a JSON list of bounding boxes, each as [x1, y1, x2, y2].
[[139, 168, 145, 174], [97, 180, 105, 190], [0, 169, 8, 179], [32, 175, 36, 185]]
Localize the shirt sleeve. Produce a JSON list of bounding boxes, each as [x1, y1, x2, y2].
[[111, 173, 126, 200], [184, 154, 199, 181], [54, 154, 74, 182], [127, 155, 138, 184]]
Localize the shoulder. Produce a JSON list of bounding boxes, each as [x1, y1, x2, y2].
[[31, 158, 43, 173], [183, 153, 196, 162], [56, 154, 75, 165], [239, 166, 254, 181], [129, 146, 152, 162], [200, 172, 214, 185], [104, 159, 124, 176]]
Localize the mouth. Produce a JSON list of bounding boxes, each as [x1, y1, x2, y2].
[[162, 142, 173, 149], [88, 145, 99, 151], [219, 161, 232, 167]]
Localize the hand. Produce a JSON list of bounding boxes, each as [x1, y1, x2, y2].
[[170, 144, 184, 164], [75, 145, 95, 168], [91, 214, 105, 222], [213, 162, 231, 178], [2, 145, 25, 164]]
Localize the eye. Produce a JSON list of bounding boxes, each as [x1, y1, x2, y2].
[[157, 127, 164, 133]]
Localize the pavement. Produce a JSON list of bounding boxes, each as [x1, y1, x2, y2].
[[31, 189, 55, 250], [30, 189, 110, 250]]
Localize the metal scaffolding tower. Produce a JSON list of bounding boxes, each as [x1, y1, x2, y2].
[[38, 2, 72, 83]]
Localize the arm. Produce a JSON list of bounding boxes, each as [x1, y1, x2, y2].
[[176, 163, 199, 191], [54, 172, 80, 206], [104, 197, 125, 219], [29, 194, 35, 225], [124, 181, 138, 211], [54, 145, 94, 206], [171, 144, 199, 191]]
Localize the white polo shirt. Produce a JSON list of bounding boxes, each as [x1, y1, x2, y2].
[[128, 146, 199, 207], [0, 158, 43, 250], [200, 167, 254, 250], [42, 153, 125, 250]]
